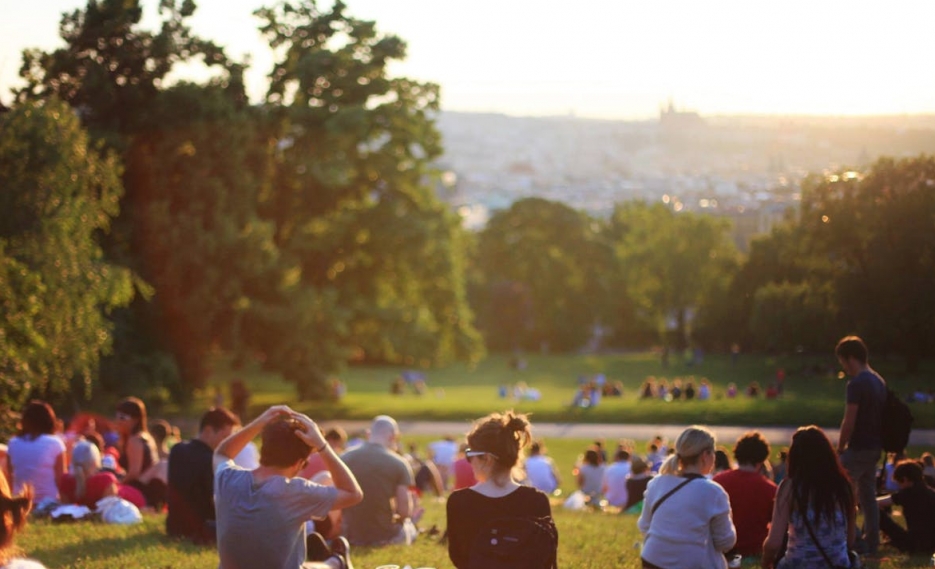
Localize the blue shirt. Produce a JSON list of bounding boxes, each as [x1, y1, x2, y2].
[[845, 369, 886, 450]]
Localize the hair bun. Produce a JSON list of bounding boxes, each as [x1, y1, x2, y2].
[[504, 413, 527, 432]]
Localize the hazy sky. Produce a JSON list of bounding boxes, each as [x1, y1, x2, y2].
[[2, 0, 935, 119]]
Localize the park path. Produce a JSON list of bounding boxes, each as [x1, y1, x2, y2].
[[322, 420, 935, 447]]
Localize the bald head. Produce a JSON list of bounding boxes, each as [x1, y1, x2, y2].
[[369, 415, 399, 446]]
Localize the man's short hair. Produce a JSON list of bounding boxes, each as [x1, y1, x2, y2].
[[324, 426, 347, 445], [200, 407, 240, 433], [259, 418, 311, 468], [893, 459, 924, 484], [733, 431, 771, 465], [835, 336, 868, 364], [615, 449, 630, 462]]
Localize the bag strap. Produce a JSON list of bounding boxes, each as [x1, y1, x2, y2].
[[650, 475, 697, 515], [802, 515, 841, 569]]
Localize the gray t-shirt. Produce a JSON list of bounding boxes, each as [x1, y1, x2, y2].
[[215, 460, 337, 569], [341, 442, 414, 545]]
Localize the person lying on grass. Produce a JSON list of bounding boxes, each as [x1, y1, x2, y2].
[[213, 405, 362, 569]]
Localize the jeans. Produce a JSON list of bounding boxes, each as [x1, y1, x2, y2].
[[841, 447, 881, 554]]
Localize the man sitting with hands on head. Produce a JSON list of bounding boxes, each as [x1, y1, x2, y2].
[[214, 405, 363, 569]]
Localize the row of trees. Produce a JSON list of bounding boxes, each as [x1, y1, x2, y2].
[[470, 160, 935, 374], [3, 1, 934, 415]]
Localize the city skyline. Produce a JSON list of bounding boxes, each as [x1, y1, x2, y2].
[[3, 0, 935, 119]]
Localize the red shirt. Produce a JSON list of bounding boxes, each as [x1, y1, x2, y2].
[[713, 468, 777, 556], [59, 472, 118, 507], [452, 458, 476, 490]]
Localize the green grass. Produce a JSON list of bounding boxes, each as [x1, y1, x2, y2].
[[182, 352, 935, 431], [16, 494, 934, 568]]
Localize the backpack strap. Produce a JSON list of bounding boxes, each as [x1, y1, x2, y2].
[[650, 475, 698, 515]]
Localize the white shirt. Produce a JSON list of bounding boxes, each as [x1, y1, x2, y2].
[[428, 439, 459, 467], [638, 474, 736, 569], [8, 434, 65, 502], [233, 441, 260, 470], [602, 460, 632, 507], [525, 455, 559, 494]]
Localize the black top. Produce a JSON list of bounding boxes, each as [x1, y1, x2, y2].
[[891, 482, 935, 553], [118, 432, 158, 474], [446, 485, 552, 569], [166, 438, 216, 542]]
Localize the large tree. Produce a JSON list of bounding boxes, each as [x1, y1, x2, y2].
[[0, 99, 137, 419], [243, 0, 483, 398], [798, 158, 935, 370], [607, 201, 738, 361], [474, 197, 612, 351]]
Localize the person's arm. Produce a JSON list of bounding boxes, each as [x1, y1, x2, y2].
[[291, 413, 362, 511], [54, 450, 66, 490], [214, 405, 293, 469], [447, 494, 468, 568], [550, 459, 562, 487], [762, 481, 792, 569], [837, 403, 859, 453], [395, 482, 412, 519]]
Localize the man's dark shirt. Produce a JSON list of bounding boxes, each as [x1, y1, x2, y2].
[[846, 369, 886, 450], [892, 482, 935, 553], [166, 438, 216, 543]]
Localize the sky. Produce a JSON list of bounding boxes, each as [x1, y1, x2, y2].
[[2, 0, 935, 120]]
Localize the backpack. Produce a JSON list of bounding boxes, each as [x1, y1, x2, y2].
[[881, 388, 913, 453], [467, 515, 558, 569]]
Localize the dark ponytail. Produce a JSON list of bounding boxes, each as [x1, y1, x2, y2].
[[467, 410, 532, 472]]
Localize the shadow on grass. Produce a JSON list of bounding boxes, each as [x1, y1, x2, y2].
[[33, 523, 212, 567]]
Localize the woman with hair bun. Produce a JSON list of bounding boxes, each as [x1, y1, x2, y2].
[[0, 470, 48, 568], [446, 411, 556, 569], [638, 425, 736, 569]]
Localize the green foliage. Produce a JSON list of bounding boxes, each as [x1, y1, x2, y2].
[[749, 281, 837, 353], [607, 202, 738, 353], [475, 198, 612, 351], [0, 99, 137, 421], [249, 0, 483, 395], [798, 158, 935, 369]]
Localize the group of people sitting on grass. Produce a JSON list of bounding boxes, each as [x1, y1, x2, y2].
[[640, 376, 713, 401], [3, 394, 935, 569]]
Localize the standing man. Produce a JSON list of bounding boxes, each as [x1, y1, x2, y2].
[[214, 405, 362, 569], [835, 335, 887, 556], [166, 407, 239, 543], [341, 415, 415, 546]]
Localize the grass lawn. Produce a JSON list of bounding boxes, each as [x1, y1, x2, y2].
[[183, 352, 935, 431], [16, 495, 934, 568]]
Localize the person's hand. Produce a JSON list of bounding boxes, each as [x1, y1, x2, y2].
[[290, 413, 327, 451], [260, 405, 294, 424]]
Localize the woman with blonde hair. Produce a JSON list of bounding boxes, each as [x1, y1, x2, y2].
[[0, 470, 47, 568], [446, 410, 557, 569], [58, 440, 145, 509], [638, 426, 736, 568]]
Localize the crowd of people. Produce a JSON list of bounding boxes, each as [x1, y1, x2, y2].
[[1, 335, 934, 569]]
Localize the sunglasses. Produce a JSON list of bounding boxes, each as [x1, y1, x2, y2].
[[465, 448, 499, 460], [115, 412, 133, 421]]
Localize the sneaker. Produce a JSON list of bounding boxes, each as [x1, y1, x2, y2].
[[330, 536, 353, 569]]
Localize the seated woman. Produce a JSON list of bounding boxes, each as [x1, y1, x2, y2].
[[1, 470, 48, 568], [59, 440, 145, 510], [446, 411, 556, 569], [762, 426, 856, 569], [113, 397, 165, 509], [576, 449, 605, 505], [7, 401, 66, 504], [638, 425, 736, 569]]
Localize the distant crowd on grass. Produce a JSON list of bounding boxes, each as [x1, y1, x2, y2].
[[2, 336, 935, 569]]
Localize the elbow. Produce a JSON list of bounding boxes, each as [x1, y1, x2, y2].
[[350, 487, 364, 506]]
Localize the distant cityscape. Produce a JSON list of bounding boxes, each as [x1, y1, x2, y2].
[[434, 105, 935, 251]]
